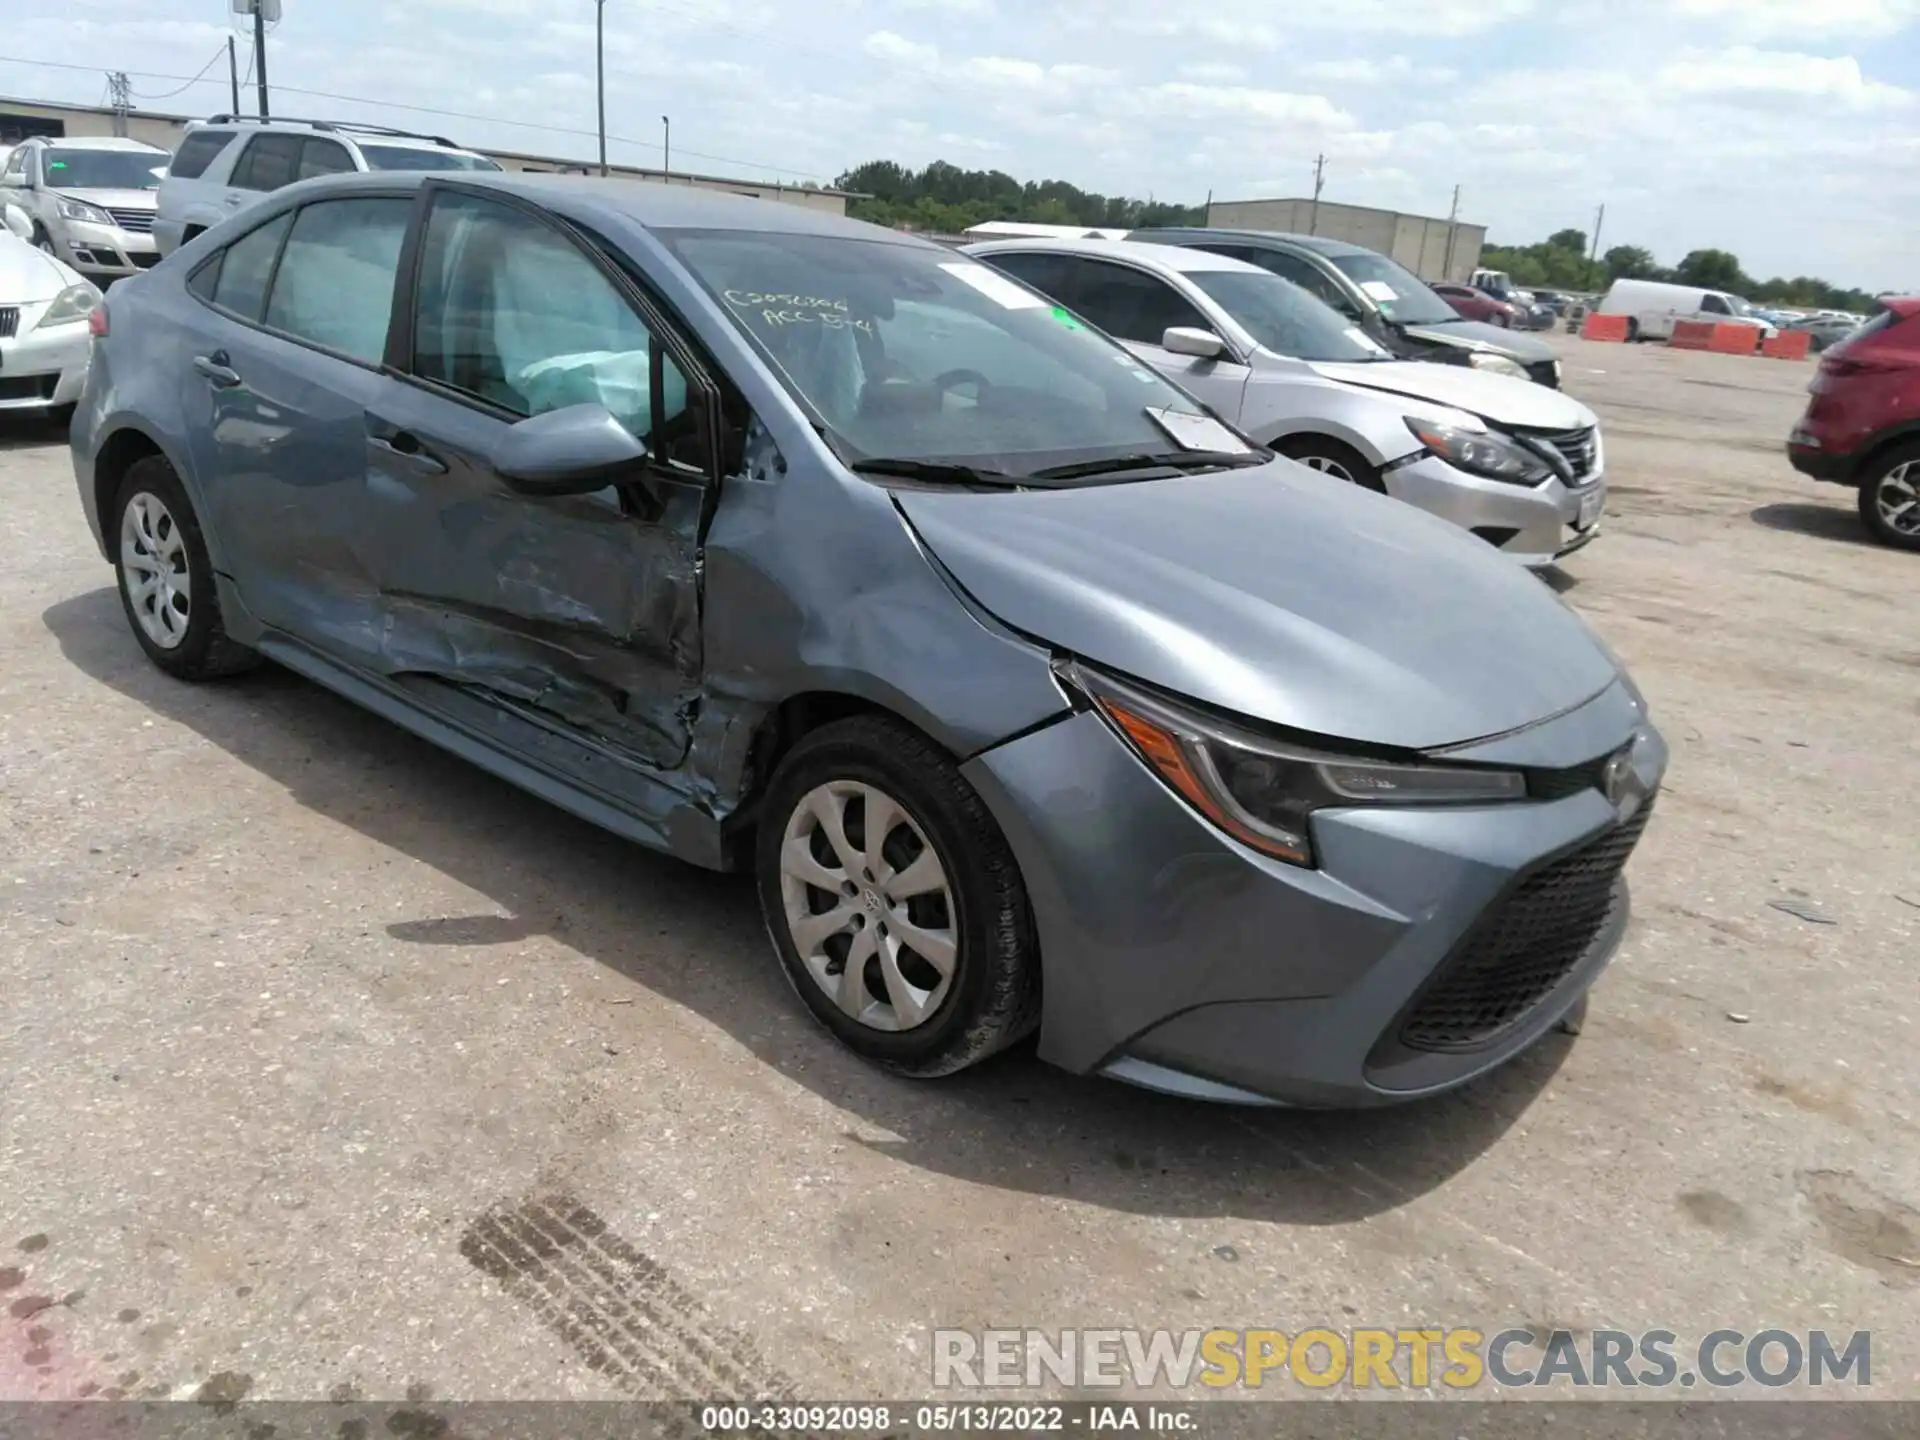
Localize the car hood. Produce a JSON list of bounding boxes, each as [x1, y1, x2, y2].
[[1403, 316, 1556, 360], [896, 461, 1618, 751], [1306, 359, 1597, 430], [55, 188, 159, 211], [0, 232, 75, 302]]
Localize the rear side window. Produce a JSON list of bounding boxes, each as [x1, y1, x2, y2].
[[295, 139, 355, 181], [1060, 257, 1209, 346], [168, 130, 233, 181], [979, 251, 1077, 306], [1215, 246, 1355, 315], [230, 134, 304, 192], [262, 198, 412, 363], [210, 211, 293, 320]]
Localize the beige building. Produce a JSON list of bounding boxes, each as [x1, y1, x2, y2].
[[1205, 196, 1485, 284], [0, 94, 853, 215]]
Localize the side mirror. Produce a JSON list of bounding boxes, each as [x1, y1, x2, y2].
[[490, 403, 656, 498], [1, 202, 29, 241], [1162, 326, 1225, 359]]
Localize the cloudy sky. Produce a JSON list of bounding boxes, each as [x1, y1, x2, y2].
[[4, 0, 1914, 287]]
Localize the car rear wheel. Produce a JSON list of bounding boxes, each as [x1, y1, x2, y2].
[[113, 456, 259, 679], [755, 715, 1040, 1077], [1857, 447, 1920, 551], [1275, 436, 1387, 494]]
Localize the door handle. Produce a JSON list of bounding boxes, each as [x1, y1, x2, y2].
[[223, 194, 245, 207], [366, 433, 448, 475], [192, 352, 240, 388]]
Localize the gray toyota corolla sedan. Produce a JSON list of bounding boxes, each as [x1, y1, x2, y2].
[[70, 172, 1666, 1107]]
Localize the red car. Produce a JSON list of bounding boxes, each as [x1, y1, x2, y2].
[[1431, 283, 1519, 328], [1787, 297, 1920, 550]]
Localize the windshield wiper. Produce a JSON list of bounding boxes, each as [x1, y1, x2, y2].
[[1030, 450, 1264, 482], [849, 457, 1025, 489]]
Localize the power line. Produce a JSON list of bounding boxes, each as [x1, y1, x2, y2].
[[128, 44, 227, 100], [0, 51, 829, 182]]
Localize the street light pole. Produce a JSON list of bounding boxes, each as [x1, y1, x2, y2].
[[595, 0, 608, 176], [662, 115, 670, 176]]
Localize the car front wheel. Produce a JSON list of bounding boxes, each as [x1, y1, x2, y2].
[[1275, 436, 1387, 494], [113, 455, 259, 679], [1857, 445, 1920, 551], [755, 715, 1040, 1077]]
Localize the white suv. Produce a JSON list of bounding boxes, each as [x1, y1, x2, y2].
[[154, 115, 498, 257], [0, 136, 170, 282]]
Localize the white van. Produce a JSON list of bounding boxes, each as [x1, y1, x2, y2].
[[1594, 278, 1777, 342]]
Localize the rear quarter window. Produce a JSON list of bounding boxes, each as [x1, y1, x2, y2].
[[167, 130, 234, 181]]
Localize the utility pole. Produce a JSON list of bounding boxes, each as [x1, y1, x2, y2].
[[1589, 203, 1605, 265], [662, 114, 670, 176], [1443, 182, 1461, 280], [595, 0, 608, 176], [1308, 153, 1327, 235], [227, 35, 240, 113], [107, 71, 131, 136]]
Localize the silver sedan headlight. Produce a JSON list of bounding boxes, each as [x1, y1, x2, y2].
[[1467, 351, 1531, 381], [55, 196, 113, 226], [1064, 662, 1526, 867]]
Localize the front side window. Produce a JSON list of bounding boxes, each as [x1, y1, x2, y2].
[[411, 190, 690, 449], [42, 148, 166, 191], [1063, 258, 1210, 347], [262, 198, 412, 363], [168, 131, 234, 181], [1325, 252, 1459, 325], [2, 148, 27, 184], [662, 229, 1220, 480], [209, 210, 294, 321], [1700, 294, 1730, 315], [359, 145, 500, 173], [230, 134, 303, 192], [1188, 270, 1390, 363]]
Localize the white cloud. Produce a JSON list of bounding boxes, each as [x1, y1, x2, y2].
[[1657, 46, 1911, 108], [1299, 55, 1459, 85], [1137, 83, 1353, 128], [1673, 0, 1920, 37], [1177, 62, 1248, 83], [861, 29, 940, 65]]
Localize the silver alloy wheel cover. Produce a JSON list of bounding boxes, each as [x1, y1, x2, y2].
[[1875, 461, 1920, 536], [1301, 454, 1356, 483], [779, 780, 958, 1032], [120, 491, 192, 649]]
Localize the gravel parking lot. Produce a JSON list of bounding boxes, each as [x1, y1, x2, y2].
[[2, 331, 1915, 1406]]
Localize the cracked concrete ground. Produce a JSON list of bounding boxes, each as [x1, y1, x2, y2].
[[1, 331, 1915, 1405]]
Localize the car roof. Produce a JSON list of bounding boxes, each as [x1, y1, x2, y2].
[[36, 136, 168, 153], [274, 169, 926, 242], [1137, 226, 1368, 259], [965, 235, 1267, 275]]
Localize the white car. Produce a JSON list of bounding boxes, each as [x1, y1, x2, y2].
[[0, 137, 168, 283], [0, 231, 97, 416], [154, 115, 499, 257], [967, 238, 1608, 568]]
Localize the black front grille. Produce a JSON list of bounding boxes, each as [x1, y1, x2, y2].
[[107, 208, 155, 233], [1528, 752, 1612, 800], [0, 374, 59, 403], [132, 251, 161, 268], [1521, 425, 1599, 482], [0, 306, 17, 338], [1399, 802, 1653, 1053]]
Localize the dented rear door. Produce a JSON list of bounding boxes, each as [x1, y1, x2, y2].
[[347, 187, 709, 772]]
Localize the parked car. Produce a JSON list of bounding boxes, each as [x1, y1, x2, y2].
[[73, 171, 1665, 1107], [0, 136, 168, 283], [1133, 228, 1566, 387], [967, 238, 1607, 568], [154, 114, 497, 257], [0, 229, 97, 417], [1788, 314, 1858, 352], [1787, 297, 1920, 549], [1431, 282, 1521, 327], [1593, 278, 1778, 343]]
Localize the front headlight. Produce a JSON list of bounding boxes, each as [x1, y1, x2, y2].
[[55, 197, 112, 226], [34, 281, 102, 331], [1404, 417, 1553, 486], [1064, 662, 1526, 867], [1467, 351, 1531, 380]]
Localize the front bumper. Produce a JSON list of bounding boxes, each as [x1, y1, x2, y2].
[[0, 315, 89, 412], [961, 683, 1666, 1108], [56, 219, 158, 279], [1385, 453, 1605, 568]]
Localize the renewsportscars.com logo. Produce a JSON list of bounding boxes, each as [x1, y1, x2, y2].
[[932, 1327, 1872, 1391]]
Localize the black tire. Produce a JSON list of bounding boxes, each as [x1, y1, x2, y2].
[[1856, 442, 1920, 552], [1275, 435, 1387, 493], [755, 714, 1040, 1077], [111, 455, 260, 679], [31, 223, 56, 258], [1626, 318, 1642, 343]]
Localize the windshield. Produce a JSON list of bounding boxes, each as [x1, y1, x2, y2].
[[358, 145, 500, 172], [1189, 270, 1390, 362], [43, 149, 164, 190], [1328, 253, 1458, 325], [1722, 294, 1753, 317], [662, 229, 1228, 479]]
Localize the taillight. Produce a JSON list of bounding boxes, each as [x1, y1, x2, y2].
[[87, 305, 109, 338]]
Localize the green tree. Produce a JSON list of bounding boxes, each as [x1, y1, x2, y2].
[[1603, 245, 1659, 281], [834, 158, 1204, 234], [1674, 248, 1751, 293]]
